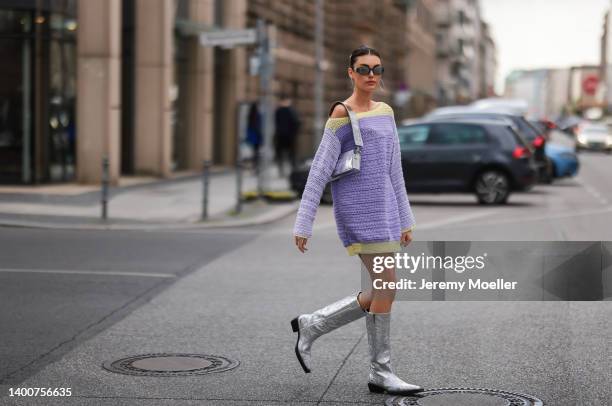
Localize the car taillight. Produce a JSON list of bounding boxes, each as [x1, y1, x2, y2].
[[512, 146, 531, 159], [533, 135, 545, 148]]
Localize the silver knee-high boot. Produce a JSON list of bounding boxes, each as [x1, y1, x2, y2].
[[291, 291, 367, 373], [365, 311, 424, 395]]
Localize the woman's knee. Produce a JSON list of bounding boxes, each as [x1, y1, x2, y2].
[[357, 291, 372, 311]]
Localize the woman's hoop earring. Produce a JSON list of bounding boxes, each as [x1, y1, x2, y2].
[[350, 78, 355, 87], [380, 78, 385, 90]]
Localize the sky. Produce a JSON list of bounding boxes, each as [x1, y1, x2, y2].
[[480, 0, 611, 94]]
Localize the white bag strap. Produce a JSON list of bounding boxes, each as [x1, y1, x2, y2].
[[328, 101, 363, 148]]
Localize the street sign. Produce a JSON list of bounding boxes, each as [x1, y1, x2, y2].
[[199, 29, 257, 47], [583, 74, 599, 95]]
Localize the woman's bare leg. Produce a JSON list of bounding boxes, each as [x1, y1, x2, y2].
[[358, 253, 397, 313]]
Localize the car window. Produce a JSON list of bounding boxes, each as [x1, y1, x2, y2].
[[488, 125, 515, 149], [429, 123, 488, 145], [515, 118, 538, 140], [509, 127, 532, 148], [529, 121, 546, 133], [397, 125, 430, 148]]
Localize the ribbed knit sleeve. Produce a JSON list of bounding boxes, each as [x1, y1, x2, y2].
[[389, 114, 416, 233], [293, 125, 342, 238]]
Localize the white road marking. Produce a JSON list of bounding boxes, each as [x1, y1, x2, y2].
[[436, 205, 612, 229], [0, 269, 176, 278], [411, 209, 504, 230], [575, 177, 609, 205]]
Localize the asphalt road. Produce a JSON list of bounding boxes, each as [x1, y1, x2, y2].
[[0, 130, 610, 405], [0, 230, 255, 385]]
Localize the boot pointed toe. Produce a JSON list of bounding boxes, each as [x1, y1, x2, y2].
[[365, 311, 423, 395]]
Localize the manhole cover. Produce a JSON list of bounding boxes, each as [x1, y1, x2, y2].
[[102, 353, 239, 377], [384, 388, 543, 406]]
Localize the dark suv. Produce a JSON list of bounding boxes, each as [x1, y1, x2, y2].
[[397, 119, 538, 204]]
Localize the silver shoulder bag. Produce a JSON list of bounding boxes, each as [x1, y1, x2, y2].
[[328, 101, 363, 182]]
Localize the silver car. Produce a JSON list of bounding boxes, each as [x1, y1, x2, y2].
[[575, 123, 612, 153]]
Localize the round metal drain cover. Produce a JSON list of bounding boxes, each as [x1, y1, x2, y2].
[[102, 353, 239, 377], [384, 388, 543, 406]]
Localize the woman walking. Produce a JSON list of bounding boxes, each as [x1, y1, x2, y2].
[[291, 45, 422, 395]]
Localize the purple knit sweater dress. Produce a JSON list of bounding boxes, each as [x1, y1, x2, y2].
[[293, 101, 416, 256]]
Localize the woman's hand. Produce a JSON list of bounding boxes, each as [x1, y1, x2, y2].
[[400, 230, 413, 247], [294, 235, 309, 253]]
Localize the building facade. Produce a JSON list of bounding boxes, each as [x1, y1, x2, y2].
[[434, 0, 494, 105], [478, 20, 496, 98], [0, 0, 440, 185], [504, 68, 570, 119], [404, 0, 437, 117], [0, 0, 77, 184]]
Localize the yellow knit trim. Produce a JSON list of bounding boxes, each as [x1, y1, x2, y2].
[[346, 240, 402, 256], [324, 102, 393, 132], [401, 225, 415, 233]]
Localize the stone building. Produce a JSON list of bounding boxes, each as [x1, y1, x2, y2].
[[0, 0, 438, 185], [434, 0, 486, 104], [405, 0, 438, 117]]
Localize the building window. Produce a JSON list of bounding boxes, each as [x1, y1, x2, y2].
[[0, 0, 76, 184]]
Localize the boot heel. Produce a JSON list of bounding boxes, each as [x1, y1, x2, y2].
[[368, 383, 385, 393], [291, 317, 300, 332]]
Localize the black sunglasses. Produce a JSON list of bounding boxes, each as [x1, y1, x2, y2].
[[353, 64, 384, 76]]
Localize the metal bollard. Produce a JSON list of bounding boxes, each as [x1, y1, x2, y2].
[[101, 156, 109, 220], [236, 159, 243, 214], [201, 160, 211, 220]]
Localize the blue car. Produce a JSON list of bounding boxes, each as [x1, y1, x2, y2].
[[545, 143, 579, 178]]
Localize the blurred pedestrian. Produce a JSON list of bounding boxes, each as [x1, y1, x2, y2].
[[246, 102, 263, 173], [274, 94, 301, 177]]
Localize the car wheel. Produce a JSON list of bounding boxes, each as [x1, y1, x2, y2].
[[475, 170, 510, 205]]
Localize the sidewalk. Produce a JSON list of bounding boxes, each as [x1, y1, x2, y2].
[[0, 164, 299, 230]]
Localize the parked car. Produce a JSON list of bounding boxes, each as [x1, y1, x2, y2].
[[575, 122, 612, 153], [545, 143, 580, 178], [528, 119, 556, 141], [425, 106, 552, 183], [396, 118, 538, 204], [289, 118, 538, 205], [555, 115, 582, 136], [470, 98, 529, 116]]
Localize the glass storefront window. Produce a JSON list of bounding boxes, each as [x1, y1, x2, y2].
[[0, 0, 76, 184], [172, 0, 191, 171], [0, 9, 31, 183]]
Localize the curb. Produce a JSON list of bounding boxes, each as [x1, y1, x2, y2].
[[0, 201, 299, 231], [0, 168, 237, 206]]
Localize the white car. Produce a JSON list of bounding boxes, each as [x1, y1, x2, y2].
[[575, 123, 612, 153], [470, 98, 529, 116]]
